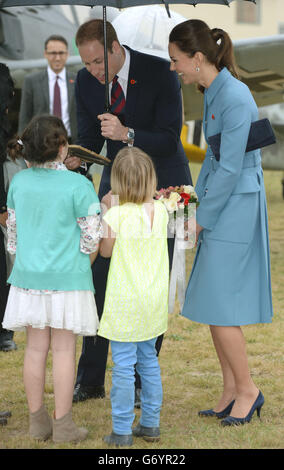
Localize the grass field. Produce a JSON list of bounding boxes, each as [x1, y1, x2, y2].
[[0, 163, 283, 451]]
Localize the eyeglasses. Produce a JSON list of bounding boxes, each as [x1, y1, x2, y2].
[[46, 51, 68, 57]]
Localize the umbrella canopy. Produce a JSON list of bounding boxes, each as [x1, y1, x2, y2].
[[0, 1, 257, 9], [1, 0, 256, 109], [112, 5, 187, 60]]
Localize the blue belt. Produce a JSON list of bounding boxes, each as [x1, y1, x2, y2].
[[211, 153, 262, 171]]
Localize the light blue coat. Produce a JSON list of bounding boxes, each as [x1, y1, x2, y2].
[[182, 67, 273, 326]]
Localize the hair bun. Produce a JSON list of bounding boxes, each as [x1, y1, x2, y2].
[[211, 28, 224, 44]]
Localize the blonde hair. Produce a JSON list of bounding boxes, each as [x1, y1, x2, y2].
[[111, 147, 157, 205]]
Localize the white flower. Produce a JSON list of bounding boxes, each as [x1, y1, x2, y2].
[[163, 191, 181, 213], [163, 199, 178, 213], [169, 191, 181, 202], [183, 185, 197, 198]]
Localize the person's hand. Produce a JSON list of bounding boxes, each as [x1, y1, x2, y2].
[[0, 211, 8, 227], [101, 190, 114, 211], [64, 156, 81, 170], [184, 217, 196, 241], [97, 113, 128, 141], [195, 222, 204, 246]]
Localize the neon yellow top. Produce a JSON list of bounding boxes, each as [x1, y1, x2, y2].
[[98, 200, 169, 342]]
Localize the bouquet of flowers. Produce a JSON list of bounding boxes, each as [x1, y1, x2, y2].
[[155, 185, 198, 227], [155, 184, 199, 248], [155, 185, 199, 314], [155, 184, 198, 216]]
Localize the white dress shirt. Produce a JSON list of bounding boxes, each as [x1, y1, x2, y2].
[[47, 66, 71, 137], [109, 46, 130, 100]]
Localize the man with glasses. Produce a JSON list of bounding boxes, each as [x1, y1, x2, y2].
[[18, 35, 77, 143]]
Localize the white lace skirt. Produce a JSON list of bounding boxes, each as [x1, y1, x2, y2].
[[2, 286, 99, 336]]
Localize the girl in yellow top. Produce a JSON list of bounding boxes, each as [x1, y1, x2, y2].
[[98, 147, 169, 447]]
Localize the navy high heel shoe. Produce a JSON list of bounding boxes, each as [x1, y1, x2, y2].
[[198, 400, 235, 419], [221, 391, 264, 426]]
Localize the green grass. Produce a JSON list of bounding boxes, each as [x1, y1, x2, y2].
[[0, 164, 283, 450]]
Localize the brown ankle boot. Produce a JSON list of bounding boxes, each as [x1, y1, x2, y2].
[[52, 410, 88, 443], [29, 405, 52, 440]]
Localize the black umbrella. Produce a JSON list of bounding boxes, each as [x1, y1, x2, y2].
[[0, 0, 257, 110], [0, 1, 256, 6]]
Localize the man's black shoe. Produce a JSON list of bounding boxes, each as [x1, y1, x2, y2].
[[0, 410, 11, 426], [0, 339, 17, 352], [0, 417, 7, 426], [73, 384, 105, 403], [0, 330, 17, 352], [0, 411, 12, 419]]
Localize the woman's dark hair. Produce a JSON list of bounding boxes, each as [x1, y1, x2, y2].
[[0, 63, 14, 163], [169, 19, 238, 93], [8, 114, 68, 164]]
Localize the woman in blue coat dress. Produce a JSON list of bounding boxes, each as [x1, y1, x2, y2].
[[169, 20, 273, 426]]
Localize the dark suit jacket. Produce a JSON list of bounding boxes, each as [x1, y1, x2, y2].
[[0, 161, 8, 325], [18, 68, 77, 141], [75, 46, 192, 199]]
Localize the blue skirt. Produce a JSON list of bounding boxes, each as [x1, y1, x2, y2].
[[182, 167, 273, 326]]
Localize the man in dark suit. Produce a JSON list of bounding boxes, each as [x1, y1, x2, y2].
[[71, 19, 192, 403], [18, 35, 77, 143]]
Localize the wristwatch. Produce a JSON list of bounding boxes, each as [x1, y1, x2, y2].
[[123, 127, 135, 147]]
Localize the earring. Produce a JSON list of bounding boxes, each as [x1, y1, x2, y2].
[[196, 66, 200, 72]]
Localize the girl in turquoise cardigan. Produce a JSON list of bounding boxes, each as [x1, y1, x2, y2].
[[2, 115, 102, 442]]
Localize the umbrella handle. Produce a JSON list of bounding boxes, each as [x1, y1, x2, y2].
[[103, 6, 111, 113], [162, 1, 171, 18]]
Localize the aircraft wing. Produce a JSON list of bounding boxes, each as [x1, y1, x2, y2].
[[235, 35, 284, 109], [182, 34, 284, 122], [0, 6, 79, 61]]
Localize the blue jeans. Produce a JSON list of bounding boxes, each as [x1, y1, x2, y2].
[[110, 338, 163, 435]]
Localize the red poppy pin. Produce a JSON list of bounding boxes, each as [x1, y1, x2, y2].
[[212, 114, 215, 120], [130, 79, 137, 85], [69, 79, 74, 84]]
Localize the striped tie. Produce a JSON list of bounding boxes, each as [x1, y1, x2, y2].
[[53, 76, 62, 118], [111, 75, 126, 117]]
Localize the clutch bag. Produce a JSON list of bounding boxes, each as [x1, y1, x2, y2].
[[68, 145, 111, 166], [208, 118, 276, 161]]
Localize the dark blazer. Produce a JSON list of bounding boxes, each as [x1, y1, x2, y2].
[[18, 68, 77, 141], [0, 161, 8, 327], [0, 162, 6, 214], [75, 46, 192, 199]]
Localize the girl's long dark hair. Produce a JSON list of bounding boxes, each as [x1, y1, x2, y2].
[[0, 63, 14, 164], [169, 19, 238, 93], [8, 114, 68, 164]]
